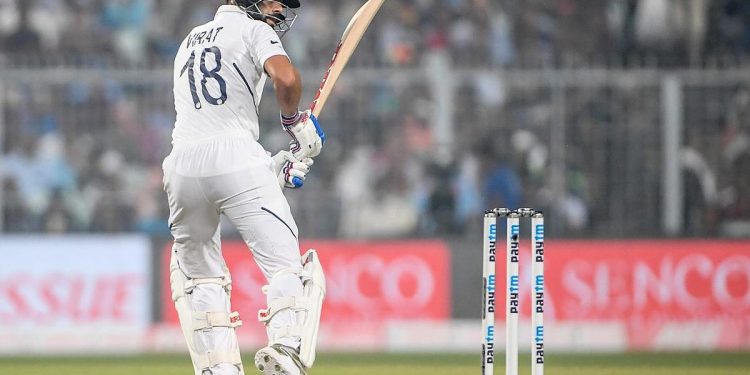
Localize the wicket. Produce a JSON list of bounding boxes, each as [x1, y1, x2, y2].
[[482, 208, 545, 375]]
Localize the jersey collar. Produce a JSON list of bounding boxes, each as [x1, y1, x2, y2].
[[216, 5, 246, 18]]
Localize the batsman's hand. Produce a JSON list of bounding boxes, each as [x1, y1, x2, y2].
[[280, 109, 325, 160], [272, 150, 314, 189]]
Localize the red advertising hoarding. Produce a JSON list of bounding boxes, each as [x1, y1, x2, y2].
[[159, 239, 749, 351], [503, 240, 750, 349], [161, 240, 451, 349]]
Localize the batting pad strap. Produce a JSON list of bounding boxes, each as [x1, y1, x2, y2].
[[270, 325, 304, 343], [193, 350, 243, 370], [184, 276, 231, 293], [193, 311, 243, 330], [257, 296, 311, 324]]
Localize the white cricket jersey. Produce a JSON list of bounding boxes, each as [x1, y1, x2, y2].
[[171, 5, 287, 145]]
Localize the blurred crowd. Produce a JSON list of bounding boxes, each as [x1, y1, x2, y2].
[[0, 0, 749, 238], [0, 0, 749, 67]]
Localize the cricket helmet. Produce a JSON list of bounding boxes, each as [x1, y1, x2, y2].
[[236, 0, 299, 37]]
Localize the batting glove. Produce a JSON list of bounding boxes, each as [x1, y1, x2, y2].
[[272, 150, 314, 189], [280, 109, 326, 160]]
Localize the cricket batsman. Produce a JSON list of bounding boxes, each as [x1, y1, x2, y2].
[[162, 1, 326, 374]]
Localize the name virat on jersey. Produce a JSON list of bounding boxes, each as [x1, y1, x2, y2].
[[186, 27, 225, 48]]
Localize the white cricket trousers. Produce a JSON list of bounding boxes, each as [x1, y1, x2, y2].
[[163, 136, 302, 279], [162, 135, 304, 374]]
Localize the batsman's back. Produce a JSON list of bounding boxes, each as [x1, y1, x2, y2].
[[171, 7, 287, 145]]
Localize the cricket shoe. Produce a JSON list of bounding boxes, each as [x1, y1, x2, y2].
[[254, 344, 307, 375]]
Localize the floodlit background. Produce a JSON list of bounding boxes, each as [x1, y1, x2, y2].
[[0, 0, 748, 367]]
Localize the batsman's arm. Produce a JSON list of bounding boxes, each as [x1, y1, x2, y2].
[[265, 55, 301, 117], [266, 55, 325, 160]]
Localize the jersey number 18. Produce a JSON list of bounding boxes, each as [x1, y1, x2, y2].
[[180, 46, 227, 109]]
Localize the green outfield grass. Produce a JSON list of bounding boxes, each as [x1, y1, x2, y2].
[[0, 352, 748, 375]]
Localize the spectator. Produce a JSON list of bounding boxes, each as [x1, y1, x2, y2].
[[4, 0, 41, 55], [424, 160, 457, 235], [1, 177, 31, 231], [42, 188, 75, 233], [101, 0, 150, 64], [720, 133, 750, 237], [482, 140, 523, 211], [0, 0, 748, 239]]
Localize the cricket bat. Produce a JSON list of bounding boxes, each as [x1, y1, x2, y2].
[[309, 0, 385, 118]]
